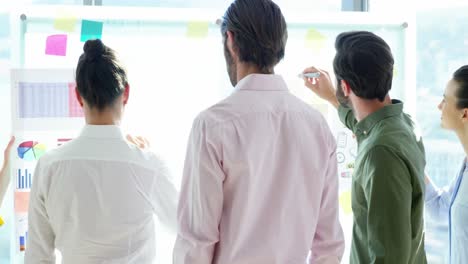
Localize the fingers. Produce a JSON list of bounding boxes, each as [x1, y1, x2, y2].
[[126, 134, 150, 149], [3, 136, 15, 164], [126, 134, 137, 145]]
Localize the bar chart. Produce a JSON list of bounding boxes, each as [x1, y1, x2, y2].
[[16, 169, 32, 190]]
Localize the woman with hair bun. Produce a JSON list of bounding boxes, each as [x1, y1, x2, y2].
[[25, 39, 177, 264]]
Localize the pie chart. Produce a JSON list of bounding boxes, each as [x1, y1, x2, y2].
[[17, 141, 47, 161]]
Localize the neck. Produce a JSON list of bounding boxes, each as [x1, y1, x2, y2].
[[237, 63, 273, 83], [455, 128, 468, 158], [84, 107, 122, 125], [352, 95, 392, 122]]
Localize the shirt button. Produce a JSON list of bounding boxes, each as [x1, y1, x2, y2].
[[363, 131, 367, 135]]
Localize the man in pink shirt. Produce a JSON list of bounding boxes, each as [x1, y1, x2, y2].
[[173, 0, 344, 263]]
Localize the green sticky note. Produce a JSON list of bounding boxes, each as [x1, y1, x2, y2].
[[305, 28, 326, 51], [186, 21, 209, 38], [81, 20, 103, 42], [54, 16, 77, 32]]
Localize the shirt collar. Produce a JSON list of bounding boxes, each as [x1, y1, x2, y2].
[[355, 99, 404, 137], [233, 74, 289, 92], [79, 125, 125, 140]]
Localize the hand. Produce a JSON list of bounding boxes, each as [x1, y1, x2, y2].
[[126, 134, 150, 150], [302, 66, 340, 109]]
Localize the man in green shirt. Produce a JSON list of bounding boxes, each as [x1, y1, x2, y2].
[[302, 31, 427, 263]]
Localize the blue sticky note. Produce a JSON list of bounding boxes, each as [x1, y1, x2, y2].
[[0, 14, 10, 38], [80, 20, 103, 42]]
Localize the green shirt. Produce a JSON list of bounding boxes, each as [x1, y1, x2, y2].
[[339, 100, 427, 264]]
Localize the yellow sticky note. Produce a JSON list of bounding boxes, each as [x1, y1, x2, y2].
[[186, 21, 209, 39], [305, 28, 326, 51], [54, 12, 77, 32], [339, 191, 353, 215], [310, 103, 328, 117]]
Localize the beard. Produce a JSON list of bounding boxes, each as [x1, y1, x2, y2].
[[336, 79, 351, 108], [224, 41, 237, 87]]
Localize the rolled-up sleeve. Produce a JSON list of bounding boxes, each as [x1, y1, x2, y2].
[[173, 116, 225, 264]]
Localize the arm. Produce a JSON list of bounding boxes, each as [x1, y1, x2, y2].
[[302, 67, 357, 131], [309, 135, 345, 264], [338, 106, 358, 131], [363, 146, 413, 264], [25, 160, 56, 264], [151, 161, 178, 234], [425, 171, 458, 222], [173, 117, 225, 264], [0, 136, 15, 207]]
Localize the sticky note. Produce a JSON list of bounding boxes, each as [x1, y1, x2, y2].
[[81, 20, 103, 42], [46, 34, 68, 56], [339, 191, 352, 215], [305, 28, 326, 51], [393, 67, 398, 78], [54, 14, 77, 32], [186, 21, 209, 38], [14, 191, 30, 213], [0, 13, 10, 38]]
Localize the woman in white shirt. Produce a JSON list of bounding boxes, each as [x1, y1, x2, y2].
[[25, 39, 177, 264]]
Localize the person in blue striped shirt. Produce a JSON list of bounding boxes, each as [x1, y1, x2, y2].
[[425, 65, 468, 264]]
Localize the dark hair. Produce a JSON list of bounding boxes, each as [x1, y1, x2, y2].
[[220, 0, 288, 73], [75, 39, 128, 111], [333, 31, 394, 102], [453, 65, 468, 109]]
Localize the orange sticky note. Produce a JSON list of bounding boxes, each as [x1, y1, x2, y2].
[[14, 191, 30, 213]]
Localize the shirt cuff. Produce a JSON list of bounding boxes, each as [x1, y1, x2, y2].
[[425, 180, 439, 202]]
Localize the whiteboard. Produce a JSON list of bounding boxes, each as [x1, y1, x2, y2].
[[7, 5, 414, 263]]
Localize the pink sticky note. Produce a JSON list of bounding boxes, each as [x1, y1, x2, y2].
[[14, 191, 30, 213], [45, 34, 67, 56]]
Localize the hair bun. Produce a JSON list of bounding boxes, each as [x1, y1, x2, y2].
[[83, 39, 105, 62]]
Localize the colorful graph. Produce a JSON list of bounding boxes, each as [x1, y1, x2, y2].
[[15, 214, 28, 252], [17, 141, 47, 161], [19, 234, 27, 251], [16, 169, 32, 189]]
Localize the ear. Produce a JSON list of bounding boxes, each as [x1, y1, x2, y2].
[[462, 108, 468, 122], [226, 31, 237, 59], [75, 87, 84, 107], [123, 85, 130, 105], [341, 80, 352, 96]]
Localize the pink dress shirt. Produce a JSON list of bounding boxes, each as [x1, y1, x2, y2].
[[173, 74, 344, 264]]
